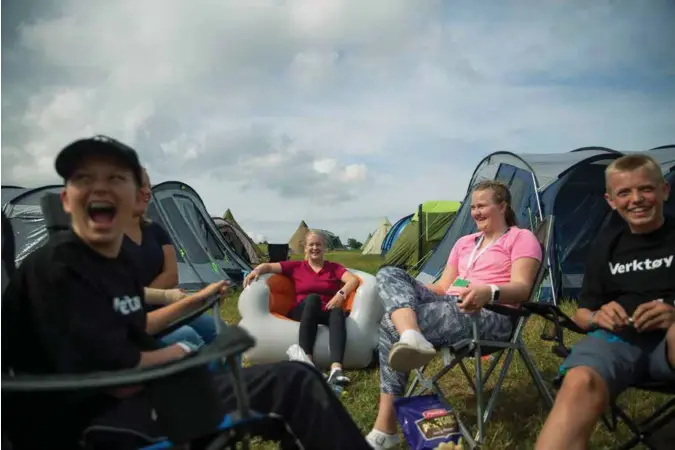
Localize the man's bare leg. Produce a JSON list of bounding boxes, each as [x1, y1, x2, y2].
[[535, 367, 608, 450]]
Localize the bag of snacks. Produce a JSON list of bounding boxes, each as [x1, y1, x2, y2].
[[394, 394, 463, 450]]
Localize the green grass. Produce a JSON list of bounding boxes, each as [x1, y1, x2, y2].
[[221, 251, 672, 449]]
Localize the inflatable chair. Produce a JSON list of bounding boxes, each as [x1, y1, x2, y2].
[[238, 269, 384, 369]]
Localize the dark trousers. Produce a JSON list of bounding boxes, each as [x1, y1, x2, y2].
[[81, 362, 370, 450], [287, 294, 347, 364]]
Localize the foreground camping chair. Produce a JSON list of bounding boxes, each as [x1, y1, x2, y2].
[[1, 207, 265, 450], [522, 302, 675, 450], [404, 216, 556, 449]]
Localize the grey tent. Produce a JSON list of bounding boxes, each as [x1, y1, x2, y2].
[[149, 181, 252, 284], [213, 212, 264, 265], [416, 145, 675, 303]]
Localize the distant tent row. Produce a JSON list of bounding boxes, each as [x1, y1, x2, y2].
[[415, 145, 675, 303], [212, 209, 264, 265], [1, 181, 254, 289], [361, 218, 392, 255], [382, 200, 461, 271]]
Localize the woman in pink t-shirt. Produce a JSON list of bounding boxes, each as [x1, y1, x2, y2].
[[366, 181, 543, 449], [244, 231, 360, 386]]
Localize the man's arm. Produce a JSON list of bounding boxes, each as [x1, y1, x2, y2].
[[145, 281, 227, 335], [572, 238, 614, 330], [144, 287, 184, 305]]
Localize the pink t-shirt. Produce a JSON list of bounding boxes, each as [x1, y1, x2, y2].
[[445, 227, 542, 297]]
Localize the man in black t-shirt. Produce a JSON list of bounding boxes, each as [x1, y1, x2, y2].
[[536, 154, 675, 450], [2, 135, 372, 450]]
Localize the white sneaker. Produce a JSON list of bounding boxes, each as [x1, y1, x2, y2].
[[388, 330, 436, 372], [366, 429, 400, 449], [286, 344, 314, 367]]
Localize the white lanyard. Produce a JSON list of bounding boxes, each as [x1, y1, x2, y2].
[[464, 228, 509, 277]]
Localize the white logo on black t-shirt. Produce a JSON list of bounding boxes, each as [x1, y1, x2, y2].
[[113, 295, 142, 315], [609, 255, 673, 275]]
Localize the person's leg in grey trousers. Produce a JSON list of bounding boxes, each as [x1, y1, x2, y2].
[[375, 266, 513, 395]]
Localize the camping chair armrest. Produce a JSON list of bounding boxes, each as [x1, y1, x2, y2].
[[1, 325, 255, 392], [521, 303, 587, 335], [447, 338, 474, 354], [484, 304, 531, 318], [154, 293, 223, 339]]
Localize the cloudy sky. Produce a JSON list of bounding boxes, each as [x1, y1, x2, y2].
[[3, 0, 675, 243]]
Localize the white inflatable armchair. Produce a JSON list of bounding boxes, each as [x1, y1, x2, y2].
[[238, 269, 383, 369]]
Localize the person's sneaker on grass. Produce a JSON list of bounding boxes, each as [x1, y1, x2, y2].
[[366, 429, 400, 449], [327, 367, 350, 386], [388, 329, 436, 372], [286, 344, 314, 367]]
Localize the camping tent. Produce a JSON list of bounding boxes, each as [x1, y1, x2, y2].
[[150, 181, 252, 284], [213, 210, 264, 265], [382, 201, 461, 271], [645, 145, 675, 215], [288, 220, 310, 254], [415, 147, 634, 302], [380, 214, 414, 255], [361, 218, 392, 255], [311, 228, 343, 250]]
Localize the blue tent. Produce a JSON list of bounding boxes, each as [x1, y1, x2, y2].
[[416, 146, 674, 303], [380, 213, 413, 255]]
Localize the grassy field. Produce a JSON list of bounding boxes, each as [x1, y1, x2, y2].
[[221, 250, 671, 449]]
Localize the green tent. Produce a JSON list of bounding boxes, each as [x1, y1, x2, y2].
[[381, 200, 461, 273]]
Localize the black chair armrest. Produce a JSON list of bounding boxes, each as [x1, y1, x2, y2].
[[521, 303, 587, 335], [484, 303, 532, 317], [154, 293, 222, 339], [632, 380, 675, 395], [448, 338, 473, 353], [2, 325, 255, 392]]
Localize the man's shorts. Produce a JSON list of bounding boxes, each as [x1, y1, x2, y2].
[[559, 329, 674, 400]]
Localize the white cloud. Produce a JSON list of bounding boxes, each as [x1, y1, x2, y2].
[[2, 0, 674, 243]]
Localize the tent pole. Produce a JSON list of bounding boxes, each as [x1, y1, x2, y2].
[[531, 173, 558, 306]]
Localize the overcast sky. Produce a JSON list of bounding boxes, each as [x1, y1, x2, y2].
[[3, 0, 675, 243]]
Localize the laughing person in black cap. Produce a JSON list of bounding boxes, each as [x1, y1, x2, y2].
[[3, 135, 372, 450]]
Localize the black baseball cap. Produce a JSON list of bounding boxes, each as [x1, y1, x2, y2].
[[55, 135, 144, 186]]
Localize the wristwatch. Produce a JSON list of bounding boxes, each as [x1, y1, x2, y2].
[[489, 285, 500, 304], [338, 290, 346, 298], [588, 311, 599, 330]]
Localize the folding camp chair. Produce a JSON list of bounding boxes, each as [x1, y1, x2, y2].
[[0, 207, 269, 450], [523, 302, 675, 450], [268, 243, 290, 263], [404, 216, 557, 449]]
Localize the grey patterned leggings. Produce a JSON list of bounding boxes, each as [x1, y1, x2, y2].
[[376, 266, 514, 395]]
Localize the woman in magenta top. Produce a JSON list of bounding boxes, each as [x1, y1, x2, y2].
[[244, 231, 360, 386], [366, 180, 543, 449]]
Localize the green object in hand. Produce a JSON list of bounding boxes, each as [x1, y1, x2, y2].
[[452, 278, 470, 288]]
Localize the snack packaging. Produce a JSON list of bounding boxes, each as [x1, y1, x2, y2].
[[394, 394, 462, 450]]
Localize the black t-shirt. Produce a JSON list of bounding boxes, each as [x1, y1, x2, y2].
[[123, 220, 174, 288], [2, 230, 159, 447], [578, 215, 675, 340]]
